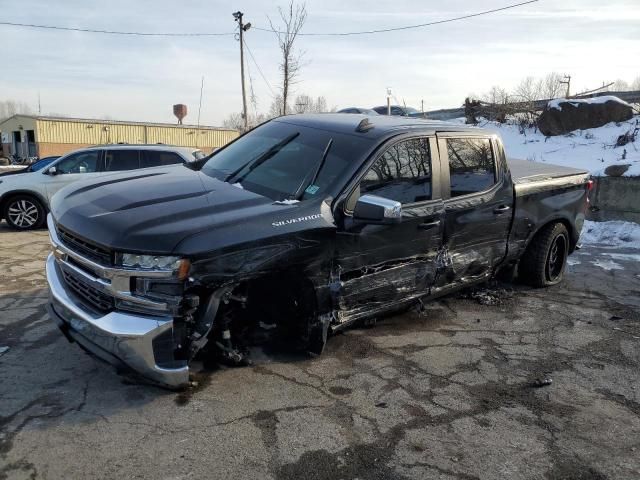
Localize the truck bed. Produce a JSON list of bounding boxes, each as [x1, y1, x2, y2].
[[506, 157, 590, 261], [508, 158, 589, 185]]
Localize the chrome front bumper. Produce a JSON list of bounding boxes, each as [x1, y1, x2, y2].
[[46, 254, 189, 388]]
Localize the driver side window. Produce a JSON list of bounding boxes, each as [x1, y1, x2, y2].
[[359, 137, 432, 205], [55, 151, 100, 174]]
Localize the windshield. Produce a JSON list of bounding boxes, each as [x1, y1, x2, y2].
[[201, 120, 372, 201], [31, 158, 56, 171]]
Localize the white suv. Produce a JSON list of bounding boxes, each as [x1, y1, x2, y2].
[[0, 144, 204, 230]]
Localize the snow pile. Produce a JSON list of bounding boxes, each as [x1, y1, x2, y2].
[[547, 96, 632, 111], [452, 114, 640, 176], [580, 220, 640, 249]]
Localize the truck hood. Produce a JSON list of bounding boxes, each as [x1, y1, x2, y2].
[[50, 166, 303, 254]]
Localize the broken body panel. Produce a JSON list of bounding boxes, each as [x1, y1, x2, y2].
[[45, 114, 590, 388]]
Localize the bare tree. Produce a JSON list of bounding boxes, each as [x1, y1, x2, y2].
[[293, 93, 313, 113], [268, 1, 307, 116], [611, 79, 631, 92], [513, 76, 541, 103], [0, 100, 33, 121], [314, 96, 328, 113], [540, 72, 564, 99], [268, 95, 286, 118], [632, 76, 640, 91], [482, 86, 509, 105], [223, 112, 268, 131]]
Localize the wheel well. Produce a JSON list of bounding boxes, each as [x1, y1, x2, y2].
[[0, 191, 48, 217], [243, 270, 318, 325], [527, 218, 577, 254], [202, 269, 319, 348]]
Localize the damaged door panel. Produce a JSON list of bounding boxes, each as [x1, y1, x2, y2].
[[433, 134, 514, 291], [45, 114, 591, 388], [333, 135, 444, 324]]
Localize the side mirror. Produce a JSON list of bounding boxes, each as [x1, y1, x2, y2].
[[353, 194, 402, 225], [47, 166, 58, 175]]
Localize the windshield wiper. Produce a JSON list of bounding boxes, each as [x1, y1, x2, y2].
[[292, 138, 333, 200], [225, 132, 300, 183]]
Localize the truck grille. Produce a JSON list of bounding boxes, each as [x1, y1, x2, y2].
[[62, 269, 114, 313], [57, 227, 112, 265]]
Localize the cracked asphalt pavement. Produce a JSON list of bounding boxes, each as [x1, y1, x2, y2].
[[1, 223, 640, 480]]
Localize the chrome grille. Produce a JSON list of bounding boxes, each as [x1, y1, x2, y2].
[[57, 227, 112, 265], [62, 269, 114, 313]]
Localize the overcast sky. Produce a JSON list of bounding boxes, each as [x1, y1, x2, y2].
[[1, 0, 639, 125]]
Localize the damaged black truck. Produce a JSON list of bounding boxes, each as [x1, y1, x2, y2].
[[45, 114, 591, 388]]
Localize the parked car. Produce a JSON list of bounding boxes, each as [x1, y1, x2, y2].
[[373, 105, 421, 116], [337, 107, 379, 115], [45, 114, 590, 388], [0, 156, 60, 177], [0, 145, 204, 230]]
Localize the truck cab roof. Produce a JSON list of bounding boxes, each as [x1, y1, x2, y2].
[[272, 113, 495, 140]]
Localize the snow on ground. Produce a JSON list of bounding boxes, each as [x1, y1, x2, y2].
[[591, 258, 624, 271], [580, 220, 640, 249], [452, 114, 640, 176]]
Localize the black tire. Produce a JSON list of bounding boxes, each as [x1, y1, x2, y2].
[[3, 194, 46, 230], [519, 222, 569, 288]]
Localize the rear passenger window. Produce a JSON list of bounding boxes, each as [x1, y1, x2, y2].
[[360, 138, 431, 205], [104, 150, 140, 171], [447, 138, 495, 197], [142, 151, 184, 168]]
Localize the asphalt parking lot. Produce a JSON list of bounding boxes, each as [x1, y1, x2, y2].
[[1, 223, 640, 480]]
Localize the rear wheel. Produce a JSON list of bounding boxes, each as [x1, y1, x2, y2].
[[4, 195, 46, 230], [519, 222, 569, 287]]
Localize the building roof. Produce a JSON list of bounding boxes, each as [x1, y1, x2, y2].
[[0, 114, 235, 132]]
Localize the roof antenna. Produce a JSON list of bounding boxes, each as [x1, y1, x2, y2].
[[356, 118, 374, 133]]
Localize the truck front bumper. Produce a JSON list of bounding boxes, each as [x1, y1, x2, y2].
[[46, 253, 189, 389]]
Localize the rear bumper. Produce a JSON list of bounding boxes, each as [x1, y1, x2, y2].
[[46, 253, 189, 389]]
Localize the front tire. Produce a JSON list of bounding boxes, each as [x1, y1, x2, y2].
[[519, 222, 569, 287], [3, 195, 46, 230]]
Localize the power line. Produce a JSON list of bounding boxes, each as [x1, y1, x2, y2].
[[0, 21, 234, 36], [1, 1, 538, 38], [253, 0, 539, 36], [243, 38, 277, 97]]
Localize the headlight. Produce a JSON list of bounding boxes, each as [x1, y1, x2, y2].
[[120, 253, 190, 278]]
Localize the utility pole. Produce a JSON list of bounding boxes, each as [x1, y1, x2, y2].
[[233, 11, 251, 130], [197, 76, 204, 129], [560, 74, 572, 98], [386, 87, 392, 115]]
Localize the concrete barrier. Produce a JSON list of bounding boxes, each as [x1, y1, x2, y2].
[[589, 175, 640, 222]]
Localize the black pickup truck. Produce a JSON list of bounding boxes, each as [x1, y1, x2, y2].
[[45, 114, 591, 388]]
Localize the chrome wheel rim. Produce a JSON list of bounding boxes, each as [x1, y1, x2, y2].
[[546, 234, 567, 281], [8, 200, 39, 228]]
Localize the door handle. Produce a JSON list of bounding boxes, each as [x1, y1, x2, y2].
[[418, 220, 441, 230], [493, 205, 511, 214]]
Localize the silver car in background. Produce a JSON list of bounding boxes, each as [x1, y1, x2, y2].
[[0, 145, 205, 230]]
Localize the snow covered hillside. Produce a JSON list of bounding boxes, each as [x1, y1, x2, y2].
[[453, 114, 640, 176]]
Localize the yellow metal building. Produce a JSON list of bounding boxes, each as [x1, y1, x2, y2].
[[0, 115, 239, 158]]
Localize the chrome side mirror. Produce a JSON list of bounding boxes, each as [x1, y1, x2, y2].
[[47, 166, 58, 175], [353, 194, 402, 225]]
